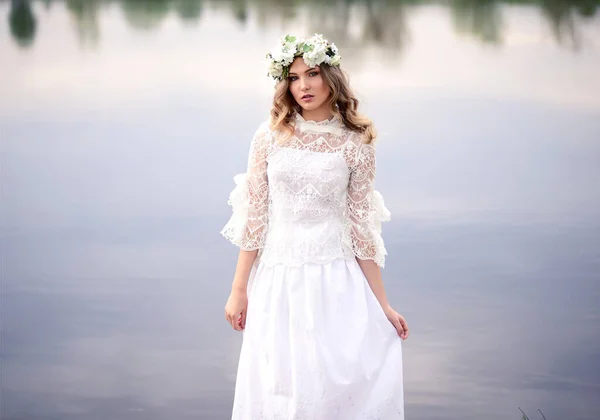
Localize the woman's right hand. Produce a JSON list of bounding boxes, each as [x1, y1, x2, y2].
[[225, 288, 248, 331]]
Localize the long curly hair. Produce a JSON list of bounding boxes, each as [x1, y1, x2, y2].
[[269, 62, 377, 144]]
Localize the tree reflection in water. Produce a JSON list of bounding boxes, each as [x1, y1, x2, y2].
[[8, 0, 37, 48], [65, 0, 100, 46], [451, 0, 503, 45], [6, 0, 599, 53]]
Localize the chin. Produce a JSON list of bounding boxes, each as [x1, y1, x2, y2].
[[300, 102, 324, 112]]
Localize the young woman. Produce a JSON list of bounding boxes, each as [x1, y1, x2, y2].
[[221, 34, 409, 419]]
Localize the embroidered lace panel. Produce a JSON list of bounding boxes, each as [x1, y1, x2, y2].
[[221, 117, 390, 267]]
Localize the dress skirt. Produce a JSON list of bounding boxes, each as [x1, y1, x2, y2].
[[231, 258, 404, 420]]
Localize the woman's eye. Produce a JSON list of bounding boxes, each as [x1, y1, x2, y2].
[[309, 71, 319, 77], [288, 76, 298, 82]]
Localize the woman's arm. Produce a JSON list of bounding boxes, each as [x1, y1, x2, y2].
[[222, 124, 271, 332], [347, 138, 409, 340], [225, 249, 257, 331], [357, 258, 410, 340], [357, 257, 391, 309], [232, 249, 258, 292]]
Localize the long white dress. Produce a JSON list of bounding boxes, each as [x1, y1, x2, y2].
[[221, 114, 404, 420]]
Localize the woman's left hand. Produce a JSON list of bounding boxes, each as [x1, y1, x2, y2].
[[384, 306, 409, 340]]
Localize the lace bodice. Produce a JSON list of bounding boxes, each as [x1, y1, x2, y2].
[[221, 114, 390, 267]]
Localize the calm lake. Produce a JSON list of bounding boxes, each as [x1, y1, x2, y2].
[[1, 1, 599, 419]]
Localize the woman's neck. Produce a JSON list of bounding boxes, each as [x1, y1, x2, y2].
[[301, 107, 334, 123]]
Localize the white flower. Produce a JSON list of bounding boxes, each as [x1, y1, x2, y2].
[[307, 33, 327, 46], [303, 39, 328, 67], [304, 48, 327, 67], [264, 33, 341, 81], [329, 54, 341, 66], [270, 43, 295, 66], [269, 44, 285, 62], [267, 61, 284, 80]]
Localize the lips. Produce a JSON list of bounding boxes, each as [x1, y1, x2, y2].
[[301, 94, 314, 101]]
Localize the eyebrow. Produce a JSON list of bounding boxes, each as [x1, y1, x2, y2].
[[288, 68, 319, 76]]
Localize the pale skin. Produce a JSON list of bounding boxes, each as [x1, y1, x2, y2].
[[225, 58, 410, 341]]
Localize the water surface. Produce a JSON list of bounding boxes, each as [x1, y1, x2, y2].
[[1, 1, 600, 419]]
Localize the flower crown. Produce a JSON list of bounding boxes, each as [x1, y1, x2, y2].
[[265, 34, 341, 82]]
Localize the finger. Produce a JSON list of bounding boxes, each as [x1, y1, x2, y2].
[[397, 317, 409, 338], [399, 327, 407, 339], [401, 320, 409, 332], [399, 318, 407, 330], [235, 311, 244, 331], [393, 318, 404, 337], [240, 310, 247, 330], [226, 313, 237, 330], [233, 313, 244, 331]]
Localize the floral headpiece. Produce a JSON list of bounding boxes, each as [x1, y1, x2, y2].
[[265, 34, 341, 82]]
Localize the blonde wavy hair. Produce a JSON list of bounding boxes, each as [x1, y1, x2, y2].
[[269, 62, 377, 144]]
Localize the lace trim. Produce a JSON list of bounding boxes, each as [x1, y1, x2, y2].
[[220, 172, 269, 251], [343, 190, 391, 267], [220, 123, 272, 251], [295, 113, 344, 135]]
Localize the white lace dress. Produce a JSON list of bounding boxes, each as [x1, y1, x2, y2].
[[221, 114, 404, 420]]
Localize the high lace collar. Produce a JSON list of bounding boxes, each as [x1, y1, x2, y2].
[[295, 113, 343, 135]]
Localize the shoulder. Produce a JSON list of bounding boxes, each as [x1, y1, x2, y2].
[[251, 120, 275, 144], [339, 118, 376, 147], [253, 120, 272, 136], [343, 128, 376, 168]]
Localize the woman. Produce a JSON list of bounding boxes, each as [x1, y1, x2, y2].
[[221, 34, 409, 419]]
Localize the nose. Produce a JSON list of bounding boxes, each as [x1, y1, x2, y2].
[[300, 77, 310, 91]]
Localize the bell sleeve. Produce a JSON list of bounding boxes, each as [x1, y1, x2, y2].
[[220, 124, 271, 251], [345, 141, 391, 268]]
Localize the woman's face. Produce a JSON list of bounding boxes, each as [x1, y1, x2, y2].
[[288, 58, 331, 115]]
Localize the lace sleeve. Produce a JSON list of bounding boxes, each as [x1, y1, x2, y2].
[[345, 140, 391, 267], [220, 123, 271, 251]]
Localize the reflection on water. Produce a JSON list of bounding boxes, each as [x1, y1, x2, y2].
[[451, 0, 504, 44], [8, 0, 37, 47], [539, 0, 600, 49], [2, 0, 600, 419], [6, 0, 600, 52]]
